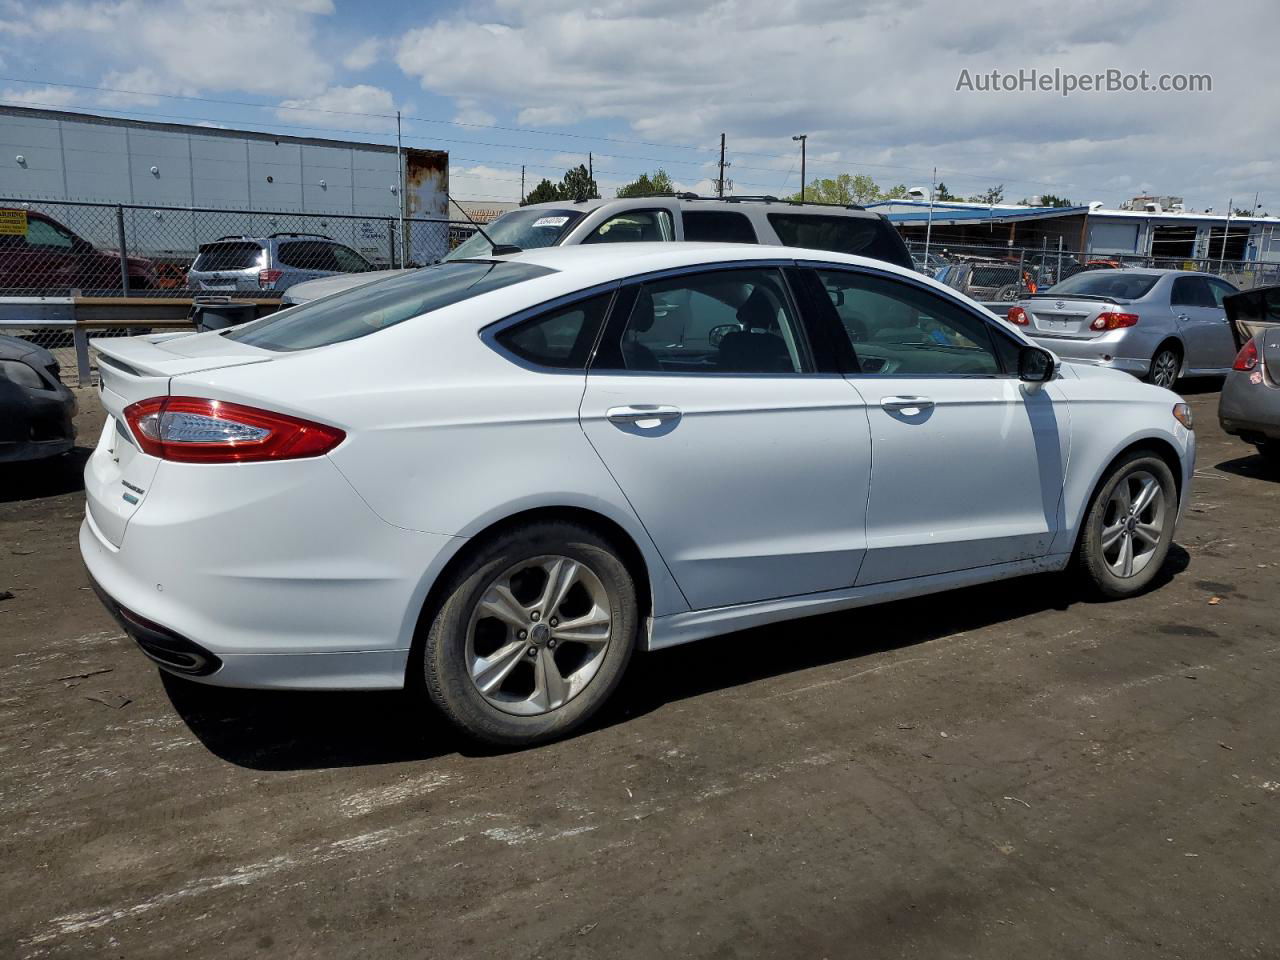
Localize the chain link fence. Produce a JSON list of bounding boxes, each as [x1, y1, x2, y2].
[[0, 198, 483, 298], [905, 238, 1280, 302]]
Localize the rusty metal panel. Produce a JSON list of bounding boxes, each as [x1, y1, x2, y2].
[[404, 148, 449, 264]]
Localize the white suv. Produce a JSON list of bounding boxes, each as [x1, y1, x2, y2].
[[447, 194, 914, 270]]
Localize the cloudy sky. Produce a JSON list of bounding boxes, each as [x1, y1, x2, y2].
[[0, 0, 1273, 211]]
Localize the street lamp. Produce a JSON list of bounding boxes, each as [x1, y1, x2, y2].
[[792, 134, 807, 202]]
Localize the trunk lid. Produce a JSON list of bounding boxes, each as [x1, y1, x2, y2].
[[85, 334, 271, 547], [1265, 327, 1280, 375], [1223, 285, 1280, 350], [1020, 294, 1128, 340]]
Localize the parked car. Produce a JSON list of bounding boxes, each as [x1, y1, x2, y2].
[[186, 233, 375, 294], [83, 243, 1194, 746], [0, 334, 76, 463], [937, 260, 1027, 301], [1219, 285, 1280, 461], [280, 268, 418, 306], [445, 195, 915, 271], [0, 209, 157, 291], [910, 251, 949, 275], [1006, 268, 1239, 388]]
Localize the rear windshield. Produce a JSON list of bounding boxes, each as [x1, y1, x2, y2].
[[767, 213, 913, 270], [226, 260, 555, 352], [1047, 271, 1160, 299], [193, 241, 264, 272], [447, 208, 584, 260]]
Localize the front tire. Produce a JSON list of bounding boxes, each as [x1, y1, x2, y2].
[[422, 521, 638, 747], [1076, 451, 1178, 599]]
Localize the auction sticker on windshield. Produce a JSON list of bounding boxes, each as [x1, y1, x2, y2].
[[532, 216, 570, 228]]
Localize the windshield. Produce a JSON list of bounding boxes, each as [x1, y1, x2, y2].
[[225, 260, 555, 352], [446, 208, 583, 260], [1047, 271, 1160, 299]]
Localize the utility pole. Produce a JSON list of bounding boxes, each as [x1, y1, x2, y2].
[[792, 134, 807, 201], [924, 166, 937, 262], [396, 110, 407, 268], [1220, 197, 1233, 271], [520, 165, 525, 204], [588, 152, 593, 193], [718, 133, 726, 198]]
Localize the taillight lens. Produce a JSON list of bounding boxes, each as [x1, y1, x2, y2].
[[1006, 306, 1029, 326], [1090, 311, 1139, 331], [123, 397, 345, 463], [258, 268, 283, 288], [1233, 339, 1259, 371]]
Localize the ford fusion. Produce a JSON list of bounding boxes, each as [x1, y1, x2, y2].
[[82, 244, 1196, 746]]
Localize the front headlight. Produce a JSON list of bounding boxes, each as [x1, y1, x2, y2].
[[0, 359, 45, 390], [1172, 402, 1194, 430]]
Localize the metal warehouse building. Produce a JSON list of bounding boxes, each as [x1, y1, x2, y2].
[[0, 105, 449, 265]]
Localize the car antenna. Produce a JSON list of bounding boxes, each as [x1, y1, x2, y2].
[[448, 194, 522, 256]]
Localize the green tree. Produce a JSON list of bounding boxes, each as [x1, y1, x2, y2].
[[934, 182, 960, 201], [788, 173, 883, 205], [882, 183, 910, 199], [1036, 194, 1073, 208], [976, 184, 1004, 204], [617, 168, 676, 198], [561, 164, 599, 201], [522, 178, 564, 205]]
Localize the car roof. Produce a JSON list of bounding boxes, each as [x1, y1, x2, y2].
[[517, 196, 884, 219], [456, 241, 938, 304]]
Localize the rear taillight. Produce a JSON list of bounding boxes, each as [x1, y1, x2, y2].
[[1090, 311, 1139, 331], [1006, 306, 1029, 326], [258, 268, 283, 289], [1233, 339, 1259, 371], [123, 397, 345, 463]]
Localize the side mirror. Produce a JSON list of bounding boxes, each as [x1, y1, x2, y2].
[[1018, 345, 1057, 383]]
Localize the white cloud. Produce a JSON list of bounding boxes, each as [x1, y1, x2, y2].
[[395, 0, 1280, 210], [0, 84, 78, 107], [276, 84, 397, 132], [453, 98, 496, 127], [343, 37, 382, 71]]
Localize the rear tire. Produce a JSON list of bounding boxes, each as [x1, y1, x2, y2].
[[1145, 344, 1181, 389], [1076, 451, 1178, 599], [421, 521, 638, 747]]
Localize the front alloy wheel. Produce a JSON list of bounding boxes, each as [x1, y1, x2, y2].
[[422, 521, 637, 746], [1077, 452, 1177, 598]]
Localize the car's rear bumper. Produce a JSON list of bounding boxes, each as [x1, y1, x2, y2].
[[79, 450, 467, 690], [1219, 369, 1280, 442], [0, 382, 76, 462], [1027, 332, 1150, 377]]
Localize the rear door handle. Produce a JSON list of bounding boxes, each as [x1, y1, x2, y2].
[[606, 404, 682, 426], [880, 396, 934, 412]]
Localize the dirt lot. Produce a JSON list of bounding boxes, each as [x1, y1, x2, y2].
[[2, 384, 1278, 959]]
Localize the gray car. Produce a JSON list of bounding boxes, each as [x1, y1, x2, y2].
[[1219, 285, 1280, 461], [186, 233, 375, 295], [1006, 268, 1239, 388], [0, 334, 76, 463]]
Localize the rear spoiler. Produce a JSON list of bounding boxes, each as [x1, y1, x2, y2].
[[1026, 293, 1124, 304], [1223, 285, 1280, 350]]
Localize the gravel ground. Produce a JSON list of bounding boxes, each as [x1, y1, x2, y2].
[[2, 383, 1277, 959]]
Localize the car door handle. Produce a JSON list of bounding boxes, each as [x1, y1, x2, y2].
[[880, 396, 935, 412], [1175, 313, 1190, 321], [606, 404, 682, 426]]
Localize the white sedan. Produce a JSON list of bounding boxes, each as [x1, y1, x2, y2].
[[82, 244, 1195, 746]]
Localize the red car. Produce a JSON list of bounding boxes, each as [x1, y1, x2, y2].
[[0, 210, 157, 292]]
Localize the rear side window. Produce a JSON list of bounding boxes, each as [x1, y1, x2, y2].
[[495, 292, 612, 369], [194, 242, 264, 271], [277, 241, 340, 271], [767, 213, 912, 269], [226, 260, 555, 352], [683, 211, 758, 244]]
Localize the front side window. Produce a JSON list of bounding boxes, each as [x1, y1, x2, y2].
[[227, 260, 555, 352], [582, 209, 675, 244], [446, 208, 583, 260], [495, 292, 612, 369], [682, 211, 758, 244], [597, 268, 806, 374], [814, 269, 1003, 376], [331, 244, 372, 273], [1206, 277, 1238, 308], [26, 218, 75, 250]]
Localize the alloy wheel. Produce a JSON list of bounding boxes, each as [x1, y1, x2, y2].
[[1099, 470, 1166, 579], [465, 555, 614, 716], [1151, 350, 1179, 388]]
